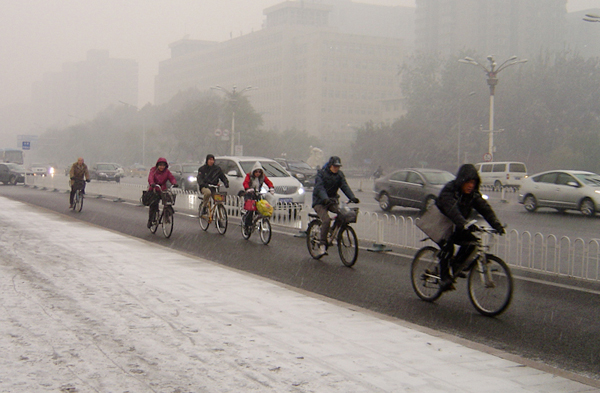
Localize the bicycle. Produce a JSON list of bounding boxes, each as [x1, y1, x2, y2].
[[410, 223, 513, 317], [241, 193, 272, 245], [148, 184, 176, 238], [71, 179, 86, 212], [199, 184, 228, 235], [306, 202, 359, 267]]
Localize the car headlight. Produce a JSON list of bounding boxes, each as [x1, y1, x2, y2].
[[595, 190, 600, 194], [99, 172, 106, 176], [482, 194, 489, 200], [49, 167, 55, 175], [295, 173, 305, 179], [298, 187, 305, 195], [187, 176, 197, 183]]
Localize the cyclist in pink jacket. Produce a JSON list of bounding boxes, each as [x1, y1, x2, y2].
[[147, 157, 177, 227]]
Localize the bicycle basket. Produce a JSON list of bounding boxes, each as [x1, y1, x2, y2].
[[213, 192, 227, 203], [141, 190, 157, 206], [337, 204, 358, 224]]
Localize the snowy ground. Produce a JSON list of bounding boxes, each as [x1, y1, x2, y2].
[[0, 197, 597, 392]]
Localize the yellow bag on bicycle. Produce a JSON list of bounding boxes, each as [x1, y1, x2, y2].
[[256, 199, 273, 217]]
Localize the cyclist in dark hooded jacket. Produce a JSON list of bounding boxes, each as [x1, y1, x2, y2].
[[197, 154, 229, 216], [436, 163, 505, 290], [312, 156, 359, 256]]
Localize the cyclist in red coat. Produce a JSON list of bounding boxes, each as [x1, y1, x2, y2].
[[147, 157, 177, 227]]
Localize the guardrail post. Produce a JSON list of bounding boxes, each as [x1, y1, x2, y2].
[[501, 185, 508, 203], [294, 204, 310, 237], [113, 181, 125, 202], [368, 218, 392, 252]]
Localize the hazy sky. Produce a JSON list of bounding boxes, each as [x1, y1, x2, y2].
[[0, 0, 597, 109]]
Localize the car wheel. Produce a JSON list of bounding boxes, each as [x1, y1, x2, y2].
[[494, 180, 502, 190], [523, 194, 538, 212], [580, 198, 595, 217], [8, 175, 17, 185], [378, 192, 392, 211]]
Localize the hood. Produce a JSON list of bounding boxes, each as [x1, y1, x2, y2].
[[205, 154, 215, 163], [251, 161, 264, 174], [455, 164, 480, 189], [155, 157, 169, 168]]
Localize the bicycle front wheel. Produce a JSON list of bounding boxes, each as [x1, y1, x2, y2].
[[162, 207, 174, 238], [306, 220, 323, 259], [258, 218, 271, 245], [215, 204, 228, 235], [337, 225, 358, 267], [199, 205, 209, 231], [468, 254, 513, 317], [411, 246, 443, 302]]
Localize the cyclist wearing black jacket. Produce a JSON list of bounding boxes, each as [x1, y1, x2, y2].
[[197, 154, 229, 215], [436, 163, 505, 290]]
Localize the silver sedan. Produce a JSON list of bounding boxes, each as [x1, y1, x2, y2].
[[518, 170, 600, 216]]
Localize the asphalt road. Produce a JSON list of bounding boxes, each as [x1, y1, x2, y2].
[[1, 184, 599, 380]]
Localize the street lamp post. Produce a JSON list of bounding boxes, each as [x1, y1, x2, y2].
[[211, 85, 258, 156], [459, 55, 527, 160]]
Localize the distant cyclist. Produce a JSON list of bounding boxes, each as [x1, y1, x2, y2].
[[312, 156, 359, 256], [69, 157, 91, 208], [436, 163, 505, 291], [242, 161, 274, 229], [147, 157, 178, 228], [197, 154, 229, 217]]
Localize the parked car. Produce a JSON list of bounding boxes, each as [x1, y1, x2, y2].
[[214, 156, 305, 204], [170, 162, 201, 191], [0, 163, 26, 185], [90, 163, 121, 182], [273, 158, 317, 188], [518, 170, 600, 216], [128, 164, 148, 178], [373, 168, 455, 212], [30, 163, 56, 177]]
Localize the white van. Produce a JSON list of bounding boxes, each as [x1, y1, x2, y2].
[[474, 161, 527, 188]]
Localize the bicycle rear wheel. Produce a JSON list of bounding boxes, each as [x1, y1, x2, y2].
[[468, 254, 513, 317], [215, 204, 228, 235], [258, 218, 271, 245], [150, 210, 159, 234], [77, 193, 84, 212], [162, 207, 174, 238], [199, 204, 210, 231], [337, 225, 358, 267], [411, 246, 443, 302], [306, 220, 324, 259]]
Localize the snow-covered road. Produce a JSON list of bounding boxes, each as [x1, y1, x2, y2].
[[0, 197, 596, 392]]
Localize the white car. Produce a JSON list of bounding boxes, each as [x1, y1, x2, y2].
[[518, 170, 600, 216], [214, 156, 305, 204]]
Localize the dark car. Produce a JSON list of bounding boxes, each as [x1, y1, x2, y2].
[[273, 158, 317, 188], [0, 163, 26, 185], [170, 163, 201, 191], [90, 163, 121, 182], [373, 168, 455, 212]]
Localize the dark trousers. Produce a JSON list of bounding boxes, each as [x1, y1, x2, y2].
[[69, 182, 86, 205], [440, 229, 477, 279], [314, 203, 340, 245]]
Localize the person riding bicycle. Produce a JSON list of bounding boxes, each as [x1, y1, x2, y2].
[[147, 157, 178, 228], [242, 161, 274, 229], [197, 154, 229, 217], [436, 163, 505, 291], [69, 157, 91, 208], [312, 156, 360, 257]]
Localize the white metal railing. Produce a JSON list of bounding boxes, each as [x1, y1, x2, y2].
[[23, 175, 600, 282]]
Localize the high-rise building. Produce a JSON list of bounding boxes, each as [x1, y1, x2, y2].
[[415, 0, 567, 59], [155, 1, 409, 140], [32, 49, 138, 126]]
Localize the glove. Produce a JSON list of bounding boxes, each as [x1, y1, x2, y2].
[[70, 177, 75, 180], [269, 188, 275, 195], [245, 188, 255, 193], [85, 179, 91, 183], [493, 224, 506, 235], [323, 198, 333, 206], [465, 223, 481, 232], [350, 197, 360, 203], [224, 182, 229, 188], [172, 184, 179, 188]]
